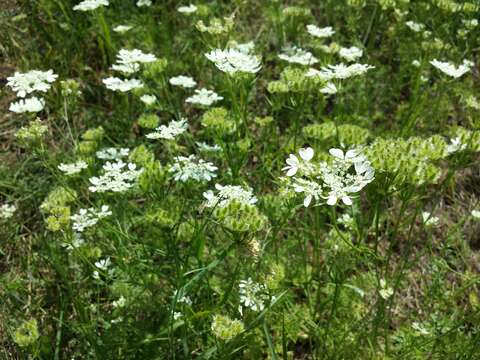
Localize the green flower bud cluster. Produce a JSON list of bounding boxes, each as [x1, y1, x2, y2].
[[268, 67, 322, 94], [365, 136, 448, 185], [201, 107, 236, 135], [40, 187, 77, 214], [15, 119, 48, 147], [45, 206, 71, 232], [78, 126, 105, 155], [129, 145, 155, 167], [13, 319, 40, 348], [432, 0, 461, 12], [214, 200, 268, 233], [347, 0, 366, 7], [138, 113, 160, 129], [303, 122, 370, 145], [144, 207, 177, 228], [196, 14, 235, 35], [142, 59, 168, 79], [377, 0, 409, 11], [281, 6, 311, 19], [60, 79, 81, 97], [211, 314, 244, 341], [264, 263, 285, 291], [137, 160, 166, 193]]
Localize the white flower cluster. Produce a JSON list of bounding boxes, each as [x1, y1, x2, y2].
[[7, 69, 58, 114], [146, 118, 188, 140], [446, 137, 466, 154], [136, 0, 152, 7], [71, 205, 112, 232], [306, 25, 335, 38], [89, 161, 143, 192], [196, 142, 221, 153], [203, 184, 257, 209], [58, 160, 88, 175], [278, 46, 318, 66], [103, 77, 143, 92], [111, 48, 157, 74], [422, 211, 439, 227], [178, 4, 197, 14], [205, 42, 262, 74], [283, 147, 375, 207], [186, 89, 223, 106], [405, 21, 425, 32], [73, 0, 109, 11], [0, 204, 17, 219], [96, 147, 130, 160], [169, 75, 197, 88], [113, 25, 133, 33], [307, 63, 375, 80], [430, 59, 471, 78], [169, 155, 217, 182], [140, 94, 157, 105], [9, 97, 45, 114], [338, 46, 363, 62], [239, 278, 267, 312]]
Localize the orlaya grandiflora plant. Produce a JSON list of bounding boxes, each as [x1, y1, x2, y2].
[[282, 147, 375, 207]]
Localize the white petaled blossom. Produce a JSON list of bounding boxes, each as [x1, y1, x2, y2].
[[239, 278, 267, 312], [95, 257, 111, 270], [111, 49, 157, 74], [169, 75, 197, 88], [422, 212, 439, 227], [103, 77, 144, 92], [89, 161, 143, 193], [113, 25, 133, 33], [307, 63, 375, 80], [205, 43, 262, 74], [7, 70, 58, 98], [379, 279, 394, 300], [58, 160, 88, 175], [446, 137, 466, 154], [306, 25, 335, 38], [96, 147, 130, 160], [185, 89, 223, 107], [136, 0, 152, 7], [405, 21, 425, 32], [61, 233, 85, 251], [9, 97, 45, 113], [430, 59, 471, 78], [471, 210, 480, 219], [203, 184, 257, 209], [71, 205, 112, 232], [178, 4, 197, 14], [0, 204, 17, 219], [282, 147, 375, 207], [140, 94, 157, 105], [320, 82, 337, 95], [196, 142, 221, 153], [73, 0, 109, 11], [278, 46, 318, 66], [146, 118, 188, 140], [338, 46, 363, 62], [169, 155, 217, 182]]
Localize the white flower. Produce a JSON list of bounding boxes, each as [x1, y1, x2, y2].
[[136, 0, 152, 7], [430, 59, 470, 78], [140, 94, 157, 105], [178, 4, 197, 14], [113, 25, 133, 33], [205, 44, 262, 74], [203, 184, 257, 209], [307, 63, 375, 80], [320, 82, 337, 95], [169, 75, 197, 88], [146, 118, 188, 140], [405, 21, 425, 32], [89, 161, 143, 193], [471, 210, 480, 219], [95, 257, 111, 270], [71, 205, 112, 232], [96, 147, 130, 160], [292, 178, 323, 207], [239, 278, 267, 312], [111, 49, 157, 74], [7, 70, 58, 98], [278, 46, 318, 66], [58, 160, 88, 175], [412, 322, 430, 335], [73, 0, 109, 11], [306, 25, 335, 38], [103, 77, 144, 92], [282, 147, 314, 177], [112, 296, 126, 308], [185, 89, 223, 106], [422, 211, 439, 227], [196, 142, 221, 153], [9, 97, 45, 113], [169, 155, 217, 182], [446, 137, 466, 154], [379, 279, 393, 300], [61, 233, 85, 251], [338, 46, 363, 62], [412, 60, 421, 67], [0, 204, 16, 219], [173, 312, 182, 320]]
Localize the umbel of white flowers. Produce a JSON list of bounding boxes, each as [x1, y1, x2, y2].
[[282, 147, 375, 207], [205, 42, 262, 74]]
